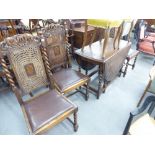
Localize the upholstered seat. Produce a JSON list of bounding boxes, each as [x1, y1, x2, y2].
[[24, 90, 77, 133], [143, 36, 155, 42], [52, 68, 89, 93], [138, 41, 155, 56], [130, 114, 155, 135]]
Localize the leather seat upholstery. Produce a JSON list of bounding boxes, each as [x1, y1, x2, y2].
[[52, 68, 89, 93], [24, 90, 77, 134]]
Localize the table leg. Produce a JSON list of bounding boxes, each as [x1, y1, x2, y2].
[[97, 65, 103, 99], [132, 55, 138, 69], [123, 59, 129, 77]]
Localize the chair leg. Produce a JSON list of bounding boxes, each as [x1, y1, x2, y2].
[[78, 65, 81, 73], [73, 111, 78, 132], [118, 68, 122, 77], [132, 55, 138, 70], [85, 70, 88, 75], [97, 66, 103, 99], [123, 59, 129, 77], [85, 81, 89, 101]]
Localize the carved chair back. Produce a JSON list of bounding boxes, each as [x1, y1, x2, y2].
[[0, 34, 49, 96], [41, 24, 70, 72]]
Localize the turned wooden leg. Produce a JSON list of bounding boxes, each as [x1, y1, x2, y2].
[[132, 55, 138, 70], [97, 65, 103, 99], [118, 68, 122, 77], [103, 80, 108, 93], [123, 59, 129, 77], [78, 65, 81, 73], [85, 69, 88, 75], [85, 81, 89, 101], [73, 111, 78, 132]]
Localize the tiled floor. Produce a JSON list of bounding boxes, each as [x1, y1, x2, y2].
[[0, 46, 154, 135]]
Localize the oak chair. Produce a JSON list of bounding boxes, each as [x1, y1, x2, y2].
[[41, 24, 90, 100], [121, 20, 140, 77], [0, 33, 78, 134], [123, 95, 155, 135]]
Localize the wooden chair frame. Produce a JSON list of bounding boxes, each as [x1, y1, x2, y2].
[[123, 95, 155, 135], [0, 34, 78, 134], [41, 24, 90, 100]]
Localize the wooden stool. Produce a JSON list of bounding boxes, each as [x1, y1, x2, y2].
[[122, 49, 140, 77]]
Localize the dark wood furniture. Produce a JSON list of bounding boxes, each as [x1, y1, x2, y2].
[[72, 26, 103, 49], [0, 20, 17, 90], [123, 95, 155, 135], [75, 19, 131, 99], [0, 34, 78, 134], [41, 24, 90, 100], [0, 19, 29, 38], [75, 40, 131, 99], [120, 20, 140, 77], [122, 49, 140, 77], [0, 19, 17, 41]]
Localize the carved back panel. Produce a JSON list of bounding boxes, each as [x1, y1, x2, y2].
[[3, 34, 49, 94], [41, 24, 68, 70]]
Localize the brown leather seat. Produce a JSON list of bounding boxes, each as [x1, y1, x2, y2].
[[24, 90, 77, 133], [52, 68, 89, 93]]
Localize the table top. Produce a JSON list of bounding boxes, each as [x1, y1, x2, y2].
[[75, 39, 131, 63]]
